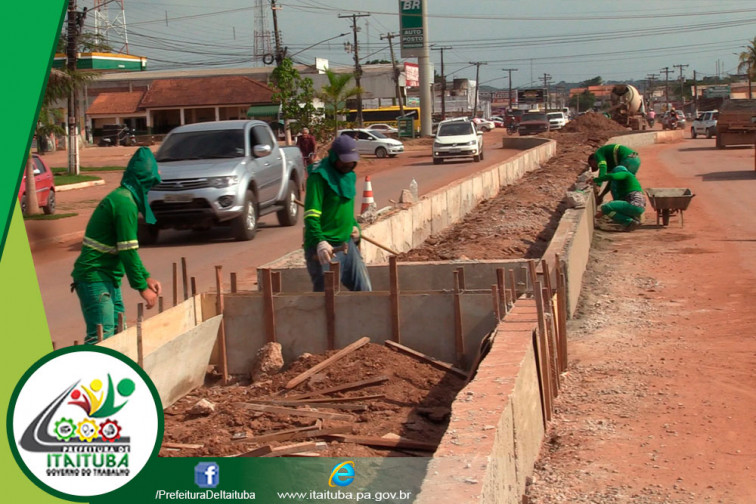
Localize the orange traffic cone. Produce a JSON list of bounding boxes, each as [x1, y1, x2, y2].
[[360, 176, 375, 214]]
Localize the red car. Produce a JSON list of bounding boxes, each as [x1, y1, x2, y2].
[[18, 154, 56, 215]]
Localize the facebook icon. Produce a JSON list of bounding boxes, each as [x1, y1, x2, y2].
[[194, 462, 220, 489]]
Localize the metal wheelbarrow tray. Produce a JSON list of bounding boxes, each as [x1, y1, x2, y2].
[[645, 188, 695, 227]]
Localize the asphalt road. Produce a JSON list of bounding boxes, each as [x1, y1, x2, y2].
[[29, 131, 520, 347]]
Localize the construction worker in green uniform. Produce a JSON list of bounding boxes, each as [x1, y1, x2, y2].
[[71, 147, 163, 344], [303, 135, 372, 292], [593, 165, 645, 231], [588, 144, 641, 204]]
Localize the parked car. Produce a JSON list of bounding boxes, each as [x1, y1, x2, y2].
[[432, 118, 484, 164], [547, 112, 568, 130], [337, 128, 404, 158], [690, 110, 718, 139], [98, 124, 136, 146], [146, 120, 305, 243], [472, 117, 495, 132], [661, 111, 686, 130], [366, 123, 398, 134], [518, 112, 550, 136], [489, 116, 505, 128], [18, 154, 56, 216]]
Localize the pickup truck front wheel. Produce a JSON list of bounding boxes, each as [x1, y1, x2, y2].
[[276, 179, 300, 227], [232, 190, 258, 241], [137, 222, 160, 245]]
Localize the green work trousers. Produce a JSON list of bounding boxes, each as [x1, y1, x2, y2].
[[601, 201, 645, 226], [74, 280, 125, 344]]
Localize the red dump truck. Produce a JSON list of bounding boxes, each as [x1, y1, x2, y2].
[[715, 99, 756, 149]]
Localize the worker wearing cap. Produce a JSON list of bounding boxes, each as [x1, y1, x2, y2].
[[303, 135, 372, 292], [71, 147, 163, 344], [588, 144, 641, 204], [593, 165, 645, 231]]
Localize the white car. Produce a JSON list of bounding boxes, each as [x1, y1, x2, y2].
[[472, 117, 495, 132], [547, 112, 568, 130], [432, 119, 484, 164], [690, 110, 718, 139], [337, 128, 404, 158], [366, 123, 398, 134]]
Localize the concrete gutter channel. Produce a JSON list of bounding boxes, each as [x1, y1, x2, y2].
[[97, 129, 681, 502]]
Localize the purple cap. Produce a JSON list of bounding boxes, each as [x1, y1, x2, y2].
[[331, 135, 360, 163]]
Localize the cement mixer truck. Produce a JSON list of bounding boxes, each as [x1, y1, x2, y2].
[[608, 84, 648, 130]]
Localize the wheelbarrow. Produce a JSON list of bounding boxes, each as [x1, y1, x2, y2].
[[645, 188, 695, 227]]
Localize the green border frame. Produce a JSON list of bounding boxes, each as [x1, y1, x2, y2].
[[6, 346, 164, 502]]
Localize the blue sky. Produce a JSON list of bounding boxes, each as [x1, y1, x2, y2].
[[89, 0, 755, 87]]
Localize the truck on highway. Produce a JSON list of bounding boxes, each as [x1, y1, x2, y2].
[[141, 120, 306, 244], [715, 99, 756, 149]]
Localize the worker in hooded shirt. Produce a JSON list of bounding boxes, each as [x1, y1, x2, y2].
[[592, 165, 646, 232], [303, 135, 372, 292], [588, 144, 641, 204], [71, 147, 163, 344]]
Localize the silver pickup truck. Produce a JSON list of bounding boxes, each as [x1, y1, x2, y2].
[[141, 120, 305, 243]]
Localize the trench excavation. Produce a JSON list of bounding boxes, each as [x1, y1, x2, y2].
[[96, 114, 678, 498]]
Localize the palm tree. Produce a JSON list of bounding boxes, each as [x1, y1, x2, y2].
[[737, 37, 756, 98], [316, 69, 362, 135]]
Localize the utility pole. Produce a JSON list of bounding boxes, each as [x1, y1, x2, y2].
[[381, 33, 404, 116], [692, 70, 698, 115], [339, 13, 370, 127], [673, 64, 688, 110], [469, 61, 487, 118], [270, 0, 284, 64], [541, 73, 552, 111], [660, 67, 672, 108], [502, 68, 518, 110], [432, 46, 452, 120], [67, 0, 86, 175]]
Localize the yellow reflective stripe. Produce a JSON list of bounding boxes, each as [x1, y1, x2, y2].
[[117, 240, 139, 251], [82, 236, 117, 254], [612, 144, 620, 165], [304, 209, 321, 219]]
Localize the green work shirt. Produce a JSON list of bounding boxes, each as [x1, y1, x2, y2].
[[303, 171, 359, 250], [72, 187, 151, 290], [594, 169, 643, 200], [594, 144, 638, 178]]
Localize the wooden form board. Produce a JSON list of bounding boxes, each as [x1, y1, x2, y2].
[[219, 289, 498, 375], [143, 315, 222, 408], [98, 295, 203, 361], [257, 260, 531, 294]]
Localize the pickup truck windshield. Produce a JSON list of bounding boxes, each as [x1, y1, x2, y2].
[[437, 123, 474, 136], [156, 130, 245, 161]]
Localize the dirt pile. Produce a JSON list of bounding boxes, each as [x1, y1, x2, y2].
[[161, 342, 466, 458], [400, 115, 630, 262]]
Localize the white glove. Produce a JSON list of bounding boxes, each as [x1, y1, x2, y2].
[[316, 241, 334, 265], [351, 226, 360, 241]]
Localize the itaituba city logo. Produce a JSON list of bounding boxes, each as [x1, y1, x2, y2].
[[8, 347, 162, 499]]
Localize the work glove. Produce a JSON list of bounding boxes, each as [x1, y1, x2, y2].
[[316, 241, 334, 265], [351, 226, 360, 242]]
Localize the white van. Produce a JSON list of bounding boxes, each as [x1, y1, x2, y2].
[[337, 128, 405, 158]]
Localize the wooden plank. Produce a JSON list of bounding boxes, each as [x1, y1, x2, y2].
[[509, 269, 518, 305], [384, 340, 468, 379], [455, 266, 466, 290], [496, 268, 508, 313], [467, 330, 495, 383], [272, 271, 282, 293], [286, 376, 389, 400], [158, 296, 164, 313], [330, 261, 340, 293], [453, 270, 464, 365], [528, 260, 539, 298], [215, 265, 229, 384], [234, 423, 321, 444], [241, 425, 354, 446], [191, 277, 197, 297], [136, 303, 144, 368], [230, 272, 237, 293], [162, 442, 203, 450], [389, 255, 400, 343], [554, 255, 568, 372], [172, 262, 178, 307], [324, 434, 437, 451], [181, 256, 189, 301], [117, 312, 124, 333], [285, 337, 370, 390], [233, 402, 354, 421], [238, 441, 327, 458], [324, 271, 336, 350], [250, 400, 368, 411], [262, 269, 277, 343], [491, 285, 501, 320], [533, 279, 553, 424], [283, 394, 385, 404]]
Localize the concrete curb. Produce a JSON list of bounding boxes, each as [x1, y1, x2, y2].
[[56, 179, 105, 192]]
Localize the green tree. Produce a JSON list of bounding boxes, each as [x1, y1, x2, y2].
[[316, 69, 362, 136], [737, 37, 756, 95], [568, 90, 596, 113], [580, 76, 603, 87], [270, 57, 324, 143]]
